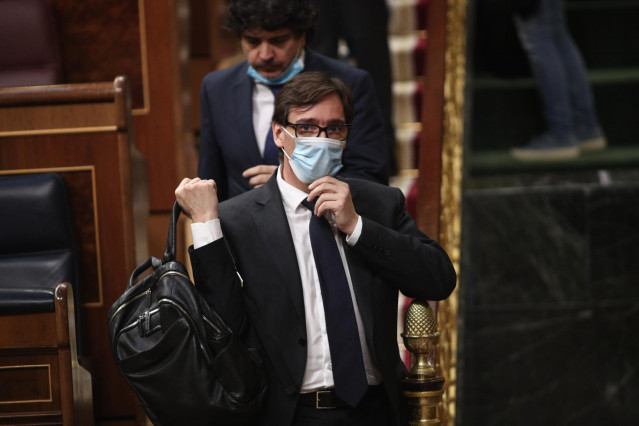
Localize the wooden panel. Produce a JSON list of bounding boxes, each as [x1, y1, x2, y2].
[[133, 0, 197, 212], [189, 0, 210, 57], [0, 104, 117, 134], [51, 0, 145, 110], [60, 170, 101, 306], [417, 0, 447, 239], [414, 1, 467, 424], [0, 313, 57, 348], [0, 77, 146, 421], [34, 0, 196, 281], [12, 0, 190, 213], [30, 0, 195, 258], [0, 365, 52, 403], [0, 354, 61, 416], [0, 135, 137, 419], [188, 57, 211, 132]]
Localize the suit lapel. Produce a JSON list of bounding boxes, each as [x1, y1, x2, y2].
[[232, 63, 263, 164], [304, 49, 322, 72], [249, 175, 306, 323]]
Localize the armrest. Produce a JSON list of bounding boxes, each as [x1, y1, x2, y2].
[[0, 287, 55, 314]]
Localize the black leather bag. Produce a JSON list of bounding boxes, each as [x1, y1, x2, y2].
[[108, 202, 266, 425]]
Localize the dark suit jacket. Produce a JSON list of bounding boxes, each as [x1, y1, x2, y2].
[[197, 49, 389, 201], [189, 173, 457, 425]]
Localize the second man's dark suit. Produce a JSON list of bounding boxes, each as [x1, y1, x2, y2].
[[189, 173, 457, 425], [197, 49, 389, 201]]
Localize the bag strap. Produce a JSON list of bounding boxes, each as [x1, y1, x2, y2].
[[125, 201, 180, 290], [163, 201, 181, 264], [127, 256, 162, 289]]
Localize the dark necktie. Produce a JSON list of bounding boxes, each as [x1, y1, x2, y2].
[[301, 199, 368, 407], [262, 85, 283, 165]]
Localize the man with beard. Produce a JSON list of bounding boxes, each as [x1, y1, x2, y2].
[[198, 0, 389, 201]]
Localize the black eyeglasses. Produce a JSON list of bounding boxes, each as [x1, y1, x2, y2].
[[285, 121, 350, 141]]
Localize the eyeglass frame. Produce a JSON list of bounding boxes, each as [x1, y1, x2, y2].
[[284, 121, 351, 141]]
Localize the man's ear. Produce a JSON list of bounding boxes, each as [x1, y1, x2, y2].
[[273, 122, 286, 148]]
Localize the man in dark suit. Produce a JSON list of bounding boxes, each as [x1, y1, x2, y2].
[[177, 72, 456, 425], [309, 0, 397, 175], [198, 0, 389, 201]]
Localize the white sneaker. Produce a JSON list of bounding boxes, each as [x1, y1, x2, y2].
[[576, 127, 607, 151], [510, 133, 579, 161]]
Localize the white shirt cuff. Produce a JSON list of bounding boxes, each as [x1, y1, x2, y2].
[[345, 215, 362, 246], [191, 219, 223, 249]]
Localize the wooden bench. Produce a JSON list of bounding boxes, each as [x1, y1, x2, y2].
[[0, 76, 149, 423]]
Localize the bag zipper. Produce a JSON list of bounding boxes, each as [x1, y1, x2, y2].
[[110, 270, 189, 322], [110, 288, 151, 320], [156, 297, 213, 364], [112, 269, 215, 364]]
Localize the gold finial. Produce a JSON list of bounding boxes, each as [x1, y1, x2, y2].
[[404, 299, 438, 336], [402, 300, 440, 379], [401, 299, 445, 425]]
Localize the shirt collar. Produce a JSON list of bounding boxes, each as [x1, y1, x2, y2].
[[277, 166, 308, 213]]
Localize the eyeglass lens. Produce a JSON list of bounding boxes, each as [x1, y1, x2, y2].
[[294, 123, 349, 140]]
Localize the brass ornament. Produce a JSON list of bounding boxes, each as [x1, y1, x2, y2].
[[402, 300, 445, 425]]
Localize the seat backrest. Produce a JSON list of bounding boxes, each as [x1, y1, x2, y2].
[[0, 173, 79, 316], [0, 0, 63, 86]]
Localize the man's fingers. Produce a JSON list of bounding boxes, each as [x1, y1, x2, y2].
[[248, 173, 270, 187], [244, 165, 277, 188], [242, 166, 260, 178], [307, 180, 348, 204], [242, 164, 277, 178], [308, 175, 337, 189]]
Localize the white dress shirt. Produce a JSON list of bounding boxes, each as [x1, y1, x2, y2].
[[251, 83, 274, 156], [191, 167, 382, 392], [250, 52, 306, 155]]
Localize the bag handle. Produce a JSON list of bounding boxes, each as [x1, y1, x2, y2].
[[126, 201, 180, 290], [163, 201, 181, 264], [127, 256, 160, 289]]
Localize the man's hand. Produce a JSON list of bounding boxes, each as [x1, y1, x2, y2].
[[175, 178, 219, 223], [307, 177, 359, 235], [242, 165, 278, 188]]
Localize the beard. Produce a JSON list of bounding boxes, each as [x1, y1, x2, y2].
[[253, 60, 286, 75]]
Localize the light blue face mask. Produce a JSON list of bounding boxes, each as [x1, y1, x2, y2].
[[280, 127, 345, 183], [247, 55, 304, 86]]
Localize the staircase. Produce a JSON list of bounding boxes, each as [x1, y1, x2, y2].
[[469, 0, 639, 174], [459, 2, 639, 425]]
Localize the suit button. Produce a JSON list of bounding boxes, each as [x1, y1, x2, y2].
[[298, 338, 306, 346]]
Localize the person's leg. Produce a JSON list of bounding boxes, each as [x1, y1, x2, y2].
[[308, 0, 340, 58], [549, 0, 606, 149], [337, 0, 397, 175], [515, 0, 573, 141], [510, 0, 579, 160], [310, 0, 397, 173]]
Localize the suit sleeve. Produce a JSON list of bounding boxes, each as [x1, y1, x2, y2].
[[189, 238, 249, 336], [351, 187, 457, 301], [338, 71, 390, 185], [198, 77, 230, 201]]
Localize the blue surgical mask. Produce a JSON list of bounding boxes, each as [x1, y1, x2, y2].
[[247, 55, 304, 86], [280, 127, 345, 183]]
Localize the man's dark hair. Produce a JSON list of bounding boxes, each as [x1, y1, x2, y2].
[[274, 72, 354, 126], [224, 0, 316, 41]]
